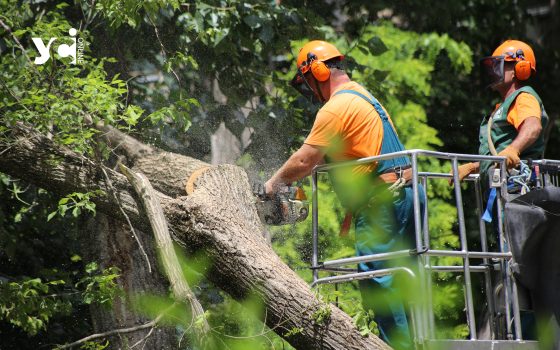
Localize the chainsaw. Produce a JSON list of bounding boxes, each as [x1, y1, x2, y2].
[[253, 183, 309, 225]]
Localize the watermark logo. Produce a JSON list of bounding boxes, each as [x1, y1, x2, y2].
[[32, 28, 85, 65]]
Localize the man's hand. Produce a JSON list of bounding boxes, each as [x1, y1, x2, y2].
[[264, 180, 275, 197], [449, 162, 479, 185], [501, 116, 540, 169], [498, 145, 520, 169], [265, 144, 325, 196]]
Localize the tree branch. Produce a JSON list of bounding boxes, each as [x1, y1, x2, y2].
[[119, 164, 209, 337], [0, 17, 36, 68], [100, 165, 152, 273], [57, 314, 163, 349]]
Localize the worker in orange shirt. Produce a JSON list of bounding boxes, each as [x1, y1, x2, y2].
[[455, 40, 548, 184], [265, 40, 423, 349], [454, 40, 549, 339]]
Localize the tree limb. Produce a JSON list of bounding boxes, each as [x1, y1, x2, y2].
[[95, 123, 209, 198], [119, 164, 210, 337], [57, 314, 163, 349], [100, 165, 152, 273]]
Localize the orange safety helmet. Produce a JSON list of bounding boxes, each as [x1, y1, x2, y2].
[[491, 40, 536, 81], [480, 40, 536, 88], [291, 40, 344, 102], [296, 40, 344, 82]]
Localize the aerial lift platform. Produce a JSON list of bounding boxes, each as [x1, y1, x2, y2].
[[310, 150, 560, 350]]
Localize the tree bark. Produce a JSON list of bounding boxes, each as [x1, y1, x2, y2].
[[0, 124, 390, 350], [82, 214, 177, 349], [98, 123, 209, 199], [80, 126, 180, 349]]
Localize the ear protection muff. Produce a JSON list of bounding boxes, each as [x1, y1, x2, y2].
[[515, 61, 531, 81], [513, 49, 532, 81], [307, 52, 331, 82], [310, 60, 330, 81]]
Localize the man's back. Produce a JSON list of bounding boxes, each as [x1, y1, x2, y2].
[[305, 81, 400, 174]]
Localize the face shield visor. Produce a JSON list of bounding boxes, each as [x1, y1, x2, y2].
[[290, 69, 321, 104], [480, 56, 505, 88]]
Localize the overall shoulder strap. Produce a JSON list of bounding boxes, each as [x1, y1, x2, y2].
[[334, 88, 409, 173], [333, 89, 389, 121]]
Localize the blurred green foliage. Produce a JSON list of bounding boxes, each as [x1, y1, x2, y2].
[[0, 277, 71, 336], [0, 258, 122, 336]]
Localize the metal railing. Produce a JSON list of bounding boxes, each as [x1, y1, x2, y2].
[[310, 149, 534, 347], [531, 159, 560, 188]]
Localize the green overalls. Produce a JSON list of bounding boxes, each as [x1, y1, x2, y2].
[[332, 88, 424, 350], [478, 86, 548, 339]]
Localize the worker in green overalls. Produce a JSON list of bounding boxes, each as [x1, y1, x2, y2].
[[454, 39, 549, 340], [455, 39, 548, 183]]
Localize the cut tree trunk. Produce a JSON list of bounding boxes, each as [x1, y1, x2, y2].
[[0, 124, 390, 350]]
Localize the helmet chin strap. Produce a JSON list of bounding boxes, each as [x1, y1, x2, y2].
[[296, 68, 328, 104], [311, 76, 326, 103]]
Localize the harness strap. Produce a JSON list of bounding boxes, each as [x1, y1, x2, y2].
[[333, 87, 409, 174], [486, 86, 541, 156], [482, 188, 497, 223], [332, 88, 408, 235], [333, 89, 389, 121]]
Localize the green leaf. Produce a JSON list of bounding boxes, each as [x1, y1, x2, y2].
[[85, 262, 98, 274], [13, 29, 27, 37], [373, 70, 390, 82], [243, 15, 261, 29], [59, 204, 68, 216], [259, 24, 274, 43], [360, 326, 371, 336], [47, 211, 57, 222], [367, 36, 388, 56]]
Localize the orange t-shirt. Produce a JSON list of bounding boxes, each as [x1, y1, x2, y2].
[[495, 92, 541, 129], [304, 81, 395, 174]]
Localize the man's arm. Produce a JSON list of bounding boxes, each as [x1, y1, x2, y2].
[[498, 116, 542, 168], [265, 143, 325, 195], [456, 116, 543, 181], [509, 116, 542, 152]]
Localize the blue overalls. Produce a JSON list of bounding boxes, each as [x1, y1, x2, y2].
[[334, 89, 425, 350]]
